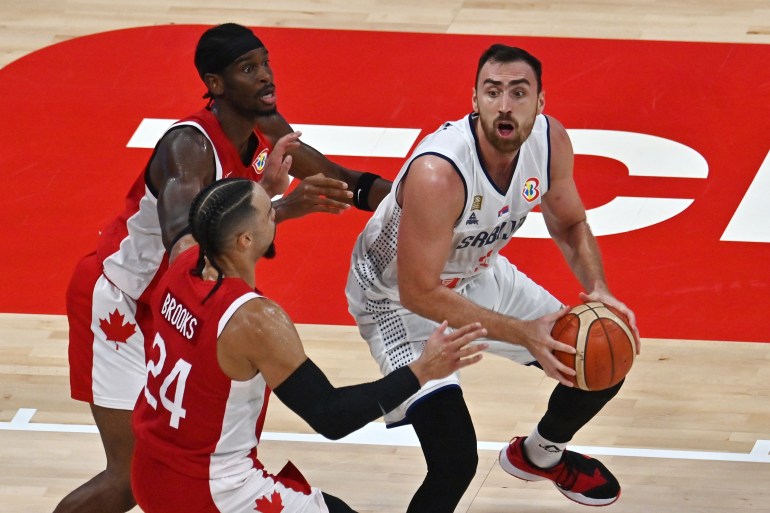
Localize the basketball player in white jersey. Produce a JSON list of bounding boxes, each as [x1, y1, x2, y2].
[[346, 44, 640, 510], [132, 178, 487, 513]]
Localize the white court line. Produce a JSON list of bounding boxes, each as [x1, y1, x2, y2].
[[126, 118, 421, 158], [2, 408, 769, 463]]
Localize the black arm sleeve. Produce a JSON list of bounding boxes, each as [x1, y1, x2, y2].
[[273, 359, 420, 440]]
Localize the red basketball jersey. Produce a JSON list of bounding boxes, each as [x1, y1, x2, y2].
[[98, 108, 273, 303], [133, 247, 271, 480]]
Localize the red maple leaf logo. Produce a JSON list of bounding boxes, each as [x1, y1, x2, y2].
[[254, 491, 284, 512], [98, 309, 137, 350]]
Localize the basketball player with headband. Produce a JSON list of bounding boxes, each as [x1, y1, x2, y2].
[[59, 23, 390, 513]]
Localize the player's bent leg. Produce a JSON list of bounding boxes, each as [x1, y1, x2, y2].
[[539, 380, 624, 441], [406, 387, 478, 513], [52, 406, 136, 513], [500, 381, 625, 506]]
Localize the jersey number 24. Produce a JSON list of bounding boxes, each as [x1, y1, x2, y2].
[[144, 332, 192, 429]]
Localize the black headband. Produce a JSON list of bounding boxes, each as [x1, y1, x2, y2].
[[194, 23, 265, 79]]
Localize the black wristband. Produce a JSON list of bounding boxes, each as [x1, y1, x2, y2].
[[352, 172, 381, 211]]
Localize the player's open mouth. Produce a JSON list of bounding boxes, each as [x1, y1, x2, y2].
[[258, 87, 277, 105], [497, 122, 514, 137]]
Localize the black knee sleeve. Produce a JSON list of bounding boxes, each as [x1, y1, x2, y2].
[[406, 387, 478, 513], [538, 379, 624, 443]]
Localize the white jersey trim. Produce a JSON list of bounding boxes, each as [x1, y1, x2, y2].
[[217, 292, 261, 337], [101, 120, 226, 300]]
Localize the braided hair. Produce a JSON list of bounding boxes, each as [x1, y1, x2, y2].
[[189, 178, 257, 303]]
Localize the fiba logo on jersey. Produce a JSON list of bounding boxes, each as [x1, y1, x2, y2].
[[522, 177, 540, 202], [252, 149, 269, 175]]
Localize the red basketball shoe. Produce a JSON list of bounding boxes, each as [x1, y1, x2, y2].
[[499, 437, 621, 506]]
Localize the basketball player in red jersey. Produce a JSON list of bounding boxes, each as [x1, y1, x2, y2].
[[132, 178, 487, 513], [58, 23, 392, 513]]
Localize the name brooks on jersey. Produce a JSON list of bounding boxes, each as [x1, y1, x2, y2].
[[159, 290, 199, 340]]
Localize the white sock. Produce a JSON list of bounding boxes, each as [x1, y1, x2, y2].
[[523, 428, 567, 469]]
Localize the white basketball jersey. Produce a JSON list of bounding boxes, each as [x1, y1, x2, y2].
[[349, 113, 551, 305]]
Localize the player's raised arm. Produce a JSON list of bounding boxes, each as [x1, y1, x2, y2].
[[256, 111, 392, 211]]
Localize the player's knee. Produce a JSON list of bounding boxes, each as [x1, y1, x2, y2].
[[453, 444, 479, 487], [426, 435, 478, 486], [590, 378, 624, 403]]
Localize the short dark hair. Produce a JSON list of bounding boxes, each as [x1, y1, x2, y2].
[[475, 44, 543, 92], [189, 178, 257, 302]]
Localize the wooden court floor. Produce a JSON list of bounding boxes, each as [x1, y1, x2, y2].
[[2, 314, 770, 512], [2, 1, 770, 512]]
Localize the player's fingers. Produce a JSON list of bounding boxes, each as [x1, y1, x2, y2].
[[304, 175, 349, 189], [279, 155, 293, 173], [548, 338, 576, 354], [543, 307, 571, 331], [461, 342, 488, 357], [545, 352, 576, 377], [627, 313, 641, 342], [446, 322, 483, 340], [445, 340, 488, 360], [313, 198, 352, 211], [455, 353, 483, 369], [443, 328, 487, 351], [553, 372, 575, 387], [271, 133, 301, 157], [290, 185, 345, 203], [312, 206, 349, 215], [615, 305, 641, 350], [276, 131, 302, 146], [319, 188, 354, 201], [295, 184, 348, 200], [544, 358, 576, 385]]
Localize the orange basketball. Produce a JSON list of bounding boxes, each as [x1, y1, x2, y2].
[[551, 302, 635, 391]]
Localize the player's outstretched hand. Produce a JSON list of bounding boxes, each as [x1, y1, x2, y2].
[[260, 131, 302, 198], [409, 321, 488, 385], [273, 172, 353, 222]]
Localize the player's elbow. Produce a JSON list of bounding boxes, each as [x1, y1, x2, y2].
[[399, 291, 420, 314], [398, 277, 434, 315], [308, 417, 354, 440], [319, 426, 348, 440]]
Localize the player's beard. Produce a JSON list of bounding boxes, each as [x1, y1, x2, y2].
[[233, 101, 277, 119], [480, 109, 537, 154], [253, 104, 278, 117]]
